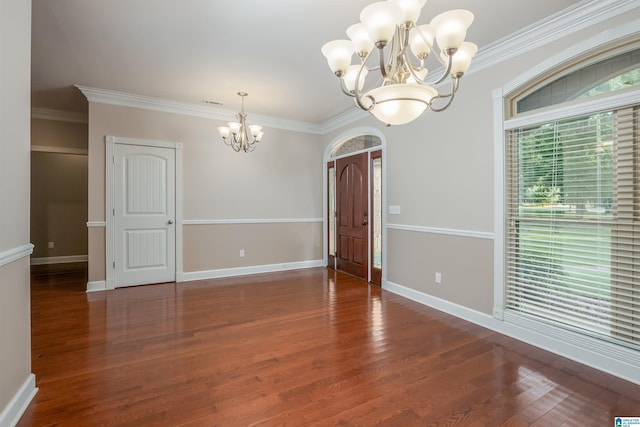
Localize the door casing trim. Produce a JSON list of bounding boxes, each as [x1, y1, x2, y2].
[[323, 127, 387, 284]]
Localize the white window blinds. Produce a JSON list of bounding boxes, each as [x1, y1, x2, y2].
[[505, 106, 639, 350]]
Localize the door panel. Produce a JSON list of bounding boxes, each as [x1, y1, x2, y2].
[[327, 161, 336, 268], [336, 152, 368, 279], [114, 144, 175, 287], [371, 151, 382, 284]]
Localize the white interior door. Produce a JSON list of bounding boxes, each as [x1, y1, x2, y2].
[[114, 143, 175, 287]]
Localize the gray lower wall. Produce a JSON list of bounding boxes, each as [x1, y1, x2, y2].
[[387, 228, 494, 315], [183, 222, 323, 272]]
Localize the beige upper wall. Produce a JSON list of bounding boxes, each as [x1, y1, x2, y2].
[[319, 12, 638, 314], [31, 152, 88, 258], [1, 0, 31, 252], [86, 103, 325, 280], [30, 119, 88, 259], [0, 0, 33, 415], [31, 118, 88, 150], [88, 103, 324, 222], [321, 12, 637, 234]]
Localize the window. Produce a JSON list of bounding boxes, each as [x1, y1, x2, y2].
[[328, 162, 336, 262], [504, 45, 640, 354], [372, 156, 382, 270], [516, 47, 640, 114], [331, 134, 381, 157]]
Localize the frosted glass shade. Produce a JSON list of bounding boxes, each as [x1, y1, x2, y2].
[[450, 42, 477, 75], [228, 122, 242, 134], [346, 23, 374, 57], [360, 1, 401, 44], [430, 9, 473, 51], [248, 124, 262, 136], [408, 24, 434, 59], [343, 65, 369, 92], [218, 126, 230, 139], [255, 131, 264, 142], [361, 83, 438, 125], [388, 0, 424, 25], [321, 39, 354, 75]]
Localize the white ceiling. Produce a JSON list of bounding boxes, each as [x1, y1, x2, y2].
[[31, 0, 583, 124]]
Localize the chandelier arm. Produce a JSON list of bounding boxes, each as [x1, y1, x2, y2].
[[429, 52, 454, 86], [356, 92, 376, 112], [353, 50, 375, 111], [414, 26, 447, 68], [353, 52, 371, 93], [385, 27, 404, 83], [239, 113, 249, 146], [378, 46, 389, 81], [402, 49, 428, 84], [339, 77, 356, 97], [429, 77, 458, 112]]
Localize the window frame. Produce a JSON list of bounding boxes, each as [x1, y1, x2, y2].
[[493, 20, 640, 381]]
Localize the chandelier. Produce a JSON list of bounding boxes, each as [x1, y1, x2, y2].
[[321, 0, 477, 126], [217, 92, 264, 152]]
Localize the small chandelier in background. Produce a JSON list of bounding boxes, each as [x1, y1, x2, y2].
[[218, 92, 264, 152], [322, 0, 477, 126]]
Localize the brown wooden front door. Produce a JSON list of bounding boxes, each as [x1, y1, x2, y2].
[[336, 152, 368, 279]]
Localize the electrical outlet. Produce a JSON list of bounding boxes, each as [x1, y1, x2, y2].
[[239, 249, 245, 257], [48, 242, 54, 249], [435, 272, 442, 284]]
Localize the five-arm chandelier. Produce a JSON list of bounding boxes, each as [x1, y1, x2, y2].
[[218, 92, 264, 152], [322, 0, 477, 126]]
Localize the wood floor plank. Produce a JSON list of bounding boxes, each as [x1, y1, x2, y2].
[[18, 264, 640, 426]]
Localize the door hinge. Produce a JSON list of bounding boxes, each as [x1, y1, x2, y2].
[[113, 208, 115, 216], [113, 261, 115, 269]]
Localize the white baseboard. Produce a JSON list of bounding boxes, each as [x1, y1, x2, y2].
[[86, 280, 106, 293], [181, 260, 325, 282], [383, 280, 640, 385], [0, 373, 37, 427], [31, 255, 88, 265], [88, 261, 324, 290]]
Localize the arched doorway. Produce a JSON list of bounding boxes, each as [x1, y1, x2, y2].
[[325, 129, 386, 284]]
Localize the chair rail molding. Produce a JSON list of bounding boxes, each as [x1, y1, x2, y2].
[[183, 218, 322, 225], [0, 244, 34, 268], [387, 224, 494, 240]]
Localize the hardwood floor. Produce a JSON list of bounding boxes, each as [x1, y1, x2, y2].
[[19, 264, 640, 426]]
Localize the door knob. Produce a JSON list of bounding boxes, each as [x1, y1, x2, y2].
[[168, 219, 174, 224], [362, 220, 368, 226]]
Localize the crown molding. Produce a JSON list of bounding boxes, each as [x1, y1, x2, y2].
[[469, 0, 640, 75], [31, 107, 88, 123], [319, 108, 369, 134], [319, 0, 639, 132], [76, 85, 324, 135], [74, 1, 638, 136]]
